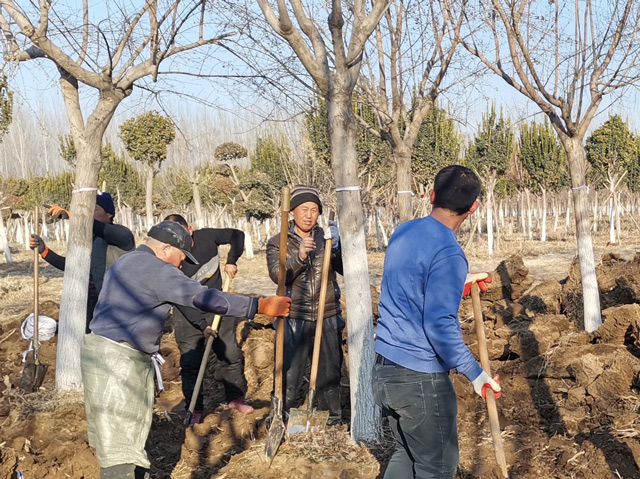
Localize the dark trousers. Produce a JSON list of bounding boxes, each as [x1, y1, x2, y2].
[[372, 355, 459, 479], [276, 315, 344, 419], [99, 464, 149, 479], [173, 308, 247, 411]]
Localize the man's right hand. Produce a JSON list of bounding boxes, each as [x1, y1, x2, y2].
[[203, 326, 218, 340], [258, 296, 292, 317], [298, 236, 316, 261], [29, 234, 46, 255], [47, 205, 70, 220]]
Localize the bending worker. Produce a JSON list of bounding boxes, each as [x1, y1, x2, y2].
[[265, 185, 343, 426], [81, 220, 291, 479], [29, 191, 135, 332], [373, 165, 500, 479], [164, 213, 253, 425]]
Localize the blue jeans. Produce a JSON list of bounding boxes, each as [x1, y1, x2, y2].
[[372, 355, 459, 479]]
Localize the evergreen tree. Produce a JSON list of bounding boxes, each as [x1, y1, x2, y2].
[[412, 105, 462, 186], [119, 111, 176, 227], [585, 114, 636, 186], [519, 120, 567, 191]]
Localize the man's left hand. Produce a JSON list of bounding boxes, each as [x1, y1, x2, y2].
[[463, 272, 492, 296], [224, 263, 238, 280]]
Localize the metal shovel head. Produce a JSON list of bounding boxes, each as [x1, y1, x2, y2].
[[18, 360, 47, 392], [287, 406, 330, 435], [265, 412, 285, 464]]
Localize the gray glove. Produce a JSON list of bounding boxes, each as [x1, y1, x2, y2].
[[29, 234, 46, 254]]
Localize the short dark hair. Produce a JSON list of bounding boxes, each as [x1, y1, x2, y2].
[[432, 165, 481, 215], [164, 213, 189, 228]]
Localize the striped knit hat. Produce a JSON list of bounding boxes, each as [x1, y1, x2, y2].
[[289, 185, 322, 214]]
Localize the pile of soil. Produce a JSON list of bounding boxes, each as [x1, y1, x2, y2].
[[1, 249, 640, 478]]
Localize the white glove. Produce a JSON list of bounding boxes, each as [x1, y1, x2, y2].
[[472, 370, 502, 399], [328, 220, 340, 249]]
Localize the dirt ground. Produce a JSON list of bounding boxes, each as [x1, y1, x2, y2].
[[2, 233, 640, 479]]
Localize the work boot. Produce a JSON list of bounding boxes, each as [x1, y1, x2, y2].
[[229, 397, 254, 413]]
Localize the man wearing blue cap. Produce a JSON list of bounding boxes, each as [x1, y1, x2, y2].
[[29, 191, 135, 332]]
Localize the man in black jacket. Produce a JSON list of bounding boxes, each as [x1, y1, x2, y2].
[[265, 185, 343, 425], [29, 191, 135, 332], [164, 214, 253, 424]]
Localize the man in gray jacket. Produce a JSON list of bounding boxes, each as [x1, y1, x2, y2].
[[82, 220, 291, 479]]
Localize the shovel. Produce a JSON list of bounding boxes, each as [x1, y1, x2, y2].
[[18, 207, 48, 391], [265, 186, 290, 464], [471, 282, 510, 479], [184, 275, 232, 426], [287, 212, 335, 434]]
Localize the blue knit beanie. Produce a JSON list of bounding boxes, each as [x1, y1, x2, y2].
[[96, 192, 116, 216]]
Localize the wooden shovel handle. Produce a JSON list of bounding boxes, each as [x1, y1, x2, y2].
[[33, 206, 40, 362], [274, 187, 290, 400], [186, 275, 232, 418], [471, 283, 509, 478], [309, 235, 332, 391]]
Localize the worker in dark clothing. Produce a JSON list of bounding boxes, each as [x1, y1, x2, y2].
[[265, 185, 343, 426], [164, 214, 253, 425], [29, 192, 135, 332], [82, 220, 291, 479]]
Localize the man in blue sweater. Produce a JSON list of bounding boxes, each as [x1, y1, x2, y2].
[[81, 220, 291, 479], [373, 165, 500, 479]]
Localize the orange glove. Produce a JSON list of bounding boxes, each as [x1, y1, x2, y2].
[[463, 272, 492, 296], [29, 234, 48, 256], [258, 296, 292, 317], [48, 205, 70, 220]]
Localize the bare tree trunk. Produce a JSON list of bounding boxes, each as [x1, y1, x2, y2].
[[328, 92, 377, 441], [592, 192, 598, 233]]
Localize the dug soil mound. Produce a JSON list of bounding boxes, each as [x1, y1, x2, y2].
[[2, 250, 640, 478]]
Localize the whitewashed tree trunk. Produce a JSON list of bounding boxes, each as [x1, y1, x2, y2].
[[592, 192, 599, 233], [608, 189, 616, 244], [192, 182, 204, 229], [553, 195, 559, 233], [565, 188, 571, 237], [328, 92, 377, 441], [540, 186, 547, 242], [0, 209, 12, 263], [563, 138, 601, 332], [526, 188, 533, 240], [520, 192, 527, 236], [616, 192, 622, 244], [145, 165, 154, 230], [485, 172, 496, 256]]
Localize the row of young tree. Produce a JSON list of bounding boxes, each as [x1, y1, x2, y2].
[[5, 106, 640, 236]]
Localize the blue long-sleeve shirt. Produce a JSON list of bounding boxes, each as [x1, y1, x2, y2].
[[90, 245, 258, 354], [375, 215, 482, 381]]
